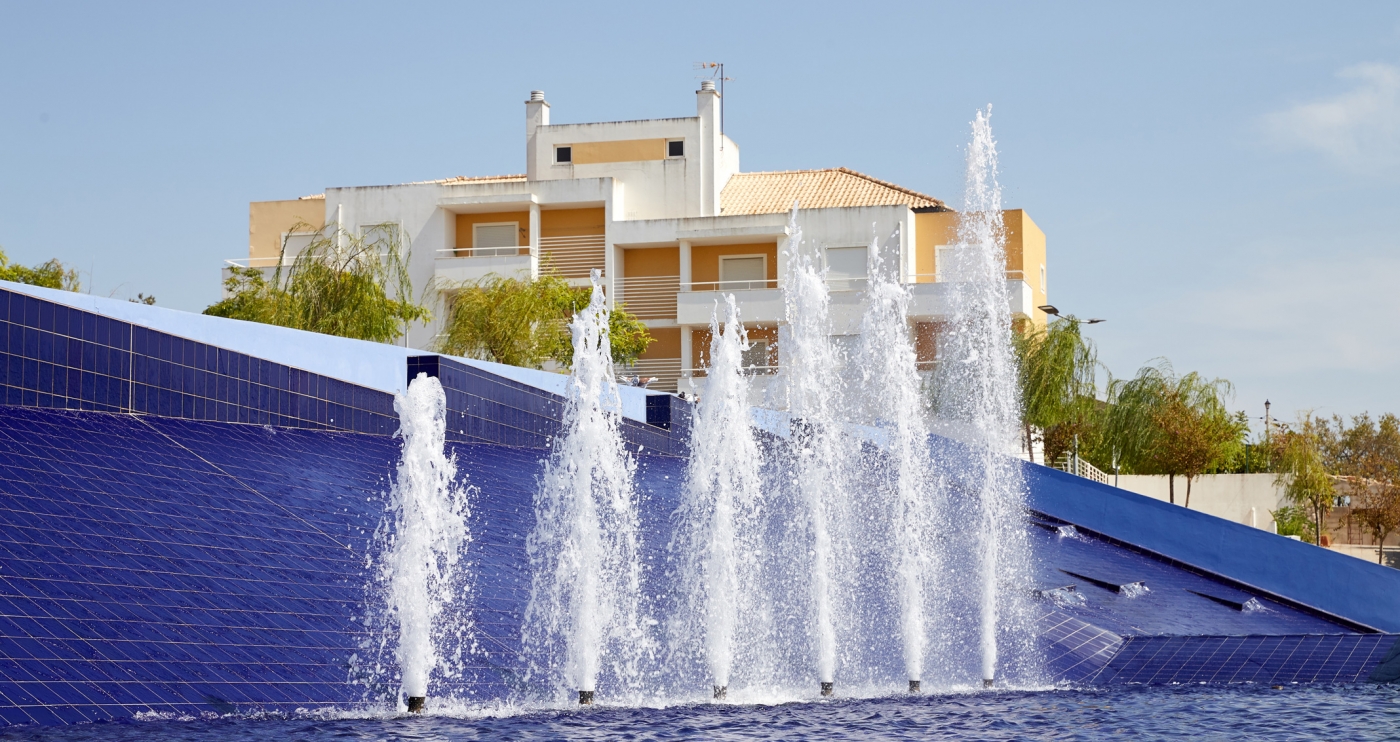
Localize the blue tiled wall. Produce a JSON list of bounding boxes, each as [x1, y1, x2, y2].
[[408, 355, 692, 456], [1037, 610, 1123, 682], [1, 287, 396, 434], [1090, 634, 1399, 685], [1021, 462, 1400, 634], [0, 402, 1395, 726], [0, 406, 388, 724]]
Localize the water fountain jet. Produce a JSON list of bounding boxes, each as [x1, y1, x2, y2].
[[857, 227, 937, 696], [929, 107, 1033, 689], [522, 270, 647, 706], [378, 373, 472, 715], [671, 294, 764, 704], [778, 208, 846, 695]]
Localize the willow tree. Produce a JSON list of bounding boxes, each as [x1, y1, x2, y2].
[[1102, 361, 1244, 505], [1013, 316, 1098, 464], [0, 248, 80, 291], [436, 272, 652, 368], [204, 222, 429, 343], [1273, 414, 1336, 546]]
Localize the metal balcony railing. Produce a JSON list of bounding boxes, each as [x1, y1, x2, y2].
[[615, 275, 680, 320], [680, 279, 780, 292], [224, 256, 298, 268], [911, 270, 1027, 283], [1053, 454, 1111, 485], [683, 364, 778, 379], [436, 247, 530, 259]]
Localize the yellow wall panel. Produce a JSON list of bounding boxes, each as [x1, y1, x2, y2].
[[622, 247, 679, 278], [249, 199, 326, 261], [571, 138, 668, 165], [641, 327, 681, 360], [540, 207, 606, 237]]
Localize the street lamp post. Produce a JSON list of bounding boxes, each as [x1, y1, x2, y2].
[[1037, 305, 1105, 325]]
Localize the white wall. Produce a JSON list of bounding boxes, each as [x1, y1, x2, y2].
[[1116, 473, 1288, 531]]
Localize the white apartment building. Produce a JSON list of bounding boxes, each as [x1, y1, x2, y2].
[[233, 82, 1049, 392]]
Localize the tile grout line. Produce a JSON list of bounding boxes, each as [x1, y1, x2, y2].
[[129, 416, 352, 552]]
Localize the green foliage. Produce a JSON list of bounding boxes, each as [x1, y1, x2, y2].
[[436, 272, 652, 368], [203, 223, 429, 343], [1271, 505, 1317, 542], [1013, 317, 1098, 464], [1274, 414, 1336, 544], [0, 248, 80, 292], [1322, 413, 1400, 561], [1096, 360, 1247, 504]]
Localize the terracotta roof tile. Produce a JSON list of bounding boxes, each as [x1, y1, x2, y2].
[[412, 174, 528, 186], [720, 167, 947, 215]]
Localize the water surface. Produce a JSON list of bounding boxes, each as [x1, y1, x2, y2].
[[2, 685, 1393, 741]]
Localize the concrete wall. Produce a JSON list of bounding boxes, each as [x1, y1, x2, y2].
[[1116, 473, 1287, 532]]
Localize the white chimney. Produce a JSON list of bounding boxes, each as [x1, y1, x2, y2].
[[526, 91, 550, 180], [697, 80, 722, 216]]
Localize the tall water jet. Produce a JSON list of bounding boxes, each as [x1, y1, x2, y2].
[[380, 373, 473, 712], [523, 270, 646, 705], [934, 107, 1031, 687], [856, 229, 936, 692], [672, 295, 765, 702], [778, 208, 846, 695]]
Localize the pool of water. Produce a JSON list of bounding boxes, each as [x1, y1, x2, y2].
[[2, 684, 1395, 741]]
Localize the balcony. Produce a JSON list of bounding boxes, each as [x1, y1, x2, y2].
[[434, 248, 532, 285], [677, 281, 784, 326]]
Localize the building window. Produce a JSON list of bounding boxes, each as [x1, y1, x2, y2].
[[473, 222, 520, 256], [1040, 264, 1046, 292], [555, 146, 572, 164], [741, 340, 771, 374], [935, 244, 971, 282], [667, 139, 685, 158], [825, 246, 868, 289], [719, 255, 767, 290]]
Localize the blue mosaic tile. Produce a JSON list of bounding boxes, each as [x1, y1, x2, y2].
[[0, 288, 396, 435]]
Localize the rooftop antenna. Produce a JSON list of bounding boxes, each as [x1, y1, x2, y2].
[[694, 62, 732, 149]]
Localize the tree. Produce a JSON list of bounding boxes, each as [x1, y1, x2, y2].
[[1150, 392, 1247, 508], [204, 222, 429, 343], [1013, 316, 1098, 464], [1101, 361, 1245, 505], [1330, 413, 1400, 563], [0, 248, 80, 291], [436, 272, 652, 369], [1274, 414, 1336, 546]]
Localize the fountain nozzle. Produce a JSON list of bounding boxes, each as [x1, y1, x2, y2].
[[578, 690, 595, 705], [713, 685, 727, 701], [820, 682, 834, 697], [406, 696, 426, 713], [908, 680, 921, 693], [983, 678, 994, 688]]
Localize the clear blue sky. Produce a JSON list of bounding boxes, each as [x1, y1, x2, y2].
[[3, 1, 1398, 425]]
